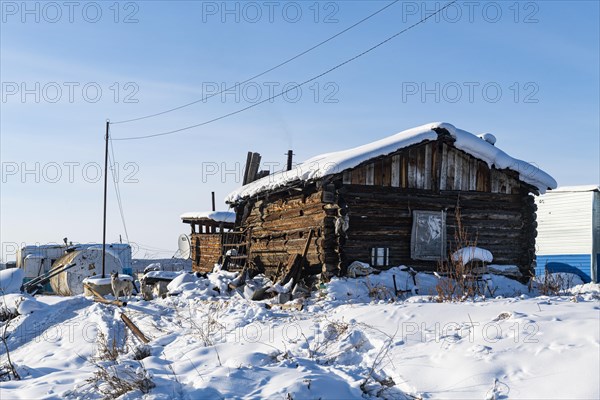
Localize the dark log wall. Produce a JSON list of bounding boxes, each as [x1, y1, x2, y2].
[[334, 185, 536, 276], [242, 190, 327, 278], [235, 137, 538, 279]]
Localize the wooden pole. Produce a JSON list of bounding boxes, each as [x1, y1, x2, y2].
[[242, 151, 252, 185], [92, 296, 126, 307], [121, 313, 150, 343], [102, 120, 110, 278]]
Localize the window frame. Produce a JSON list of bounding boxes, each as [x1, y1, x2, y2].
[[370, 247, 390, 267], [410, 210, 447, 261]]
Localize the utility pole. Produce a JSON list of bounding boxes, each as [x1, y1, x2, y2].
[[102, 120, 109, 278]]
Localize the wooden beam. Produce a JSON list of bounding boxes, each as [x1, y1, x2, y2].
[[84, 283, 127, 306], [92, 296, 127, 307], [121, 313, 150, 344]]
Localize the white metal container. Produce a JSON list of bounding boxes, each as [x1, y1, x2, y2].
[[50, 248, 122, 296]]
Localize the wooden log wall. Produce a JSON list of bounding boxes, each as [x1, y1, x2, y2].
[[242, 189, 327, 278], [190, 233, 222, 273], [335, 184, 536, 277], [233, 138, 539, 280]]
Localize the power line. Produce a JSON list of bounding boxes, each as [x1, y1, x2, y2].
[[111, 0, 400, 125], [108, 127, 131, 243], [112, 0, 457, 141]]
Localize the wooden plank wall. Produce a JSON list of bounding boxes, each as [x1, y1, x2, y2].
[[337, 185, 535, 276], [243, 190, 327, 277], [190, 234, 222, 273], [344, 141, 522, 194]]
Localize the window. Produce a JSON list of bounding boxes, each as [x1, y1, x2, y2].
[[411, 210, 446, 261], [371, 247, 389, 267]]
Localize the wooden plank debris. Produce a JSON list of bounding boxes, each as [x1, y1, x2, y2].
[[121, 313, 150, 344]]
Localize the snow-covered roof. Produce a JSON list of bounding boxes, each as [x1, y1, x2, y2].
[[180, 211, 236, 223], [549, 185, 599, 193], [226, 122, 557, 203]]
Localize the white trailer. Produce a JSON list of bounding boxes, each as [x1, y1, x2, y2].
[[16, 244, 67, 280], [535, 185, 599, 283]]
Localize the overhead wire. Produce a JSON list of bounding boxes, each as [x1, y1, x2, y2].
[[111, 0, 457, 141], [111, 0, 400, 125], [107, 125, 131, 243]]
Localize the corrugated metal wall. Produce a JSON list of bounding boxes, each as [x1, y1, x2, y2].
[[535, 188, 598, 282], [535, 191, 594, 255]]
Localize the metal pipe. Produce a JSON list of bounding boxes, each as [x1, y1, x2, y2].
[[286, 150, 293, 171]]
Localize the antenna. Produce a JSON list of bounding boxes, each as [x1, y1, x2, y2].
[[211, 191, 216, 212]]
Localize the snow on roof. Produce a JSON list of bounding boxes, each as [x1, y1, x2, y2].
[[549, 185, 599, 193], [226, 122, 557, 203], [180, 211, 236, 223]]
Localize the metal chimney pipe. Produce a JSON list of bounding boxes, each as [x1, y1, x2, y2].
[[286, 150, 293, 171]]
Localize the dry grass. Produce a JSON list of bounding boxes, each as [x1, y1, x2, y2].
[[95, 331, 121, 362], [365, 277, 395, 301], [435, 205, 488, 302], [0, 293, 20, 381], [86, 360, 155, 399], [82, 330, 155, 399], [536, 268, 577, 296]]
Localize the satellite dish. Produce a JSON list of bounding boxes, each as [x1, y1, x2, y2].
[[178, 234, 191, 260]]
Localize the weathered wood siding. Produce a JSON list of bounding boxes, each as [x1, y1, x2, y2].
[[241, 189, 327, 278], [190, 233, 222, 273], [235, 137, 538, 280], [343, 141, 522, 194]]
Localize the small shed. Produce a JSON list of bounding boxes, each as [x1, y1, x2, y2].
[[181, 211, 236, 273], [225, 122, 557, 281], [535, 185, 599, 282]]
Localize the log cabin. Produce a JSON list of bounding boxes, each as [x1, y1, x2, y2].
[[181, 211, 236, 273], [223, 122, 557, 281]]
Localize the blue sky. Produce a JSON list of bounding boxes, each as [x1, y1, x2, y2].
[[1, 0, 599, 260]]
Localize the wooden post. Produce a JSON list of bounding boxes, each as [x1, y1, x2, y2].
[[246, 153, 261, 184], [242, 151, 253, 185], [302, 229, 314, 258]]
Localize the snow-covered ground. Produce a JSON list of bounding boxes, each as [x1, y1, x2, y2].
[[1, 267, 598, 399]]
